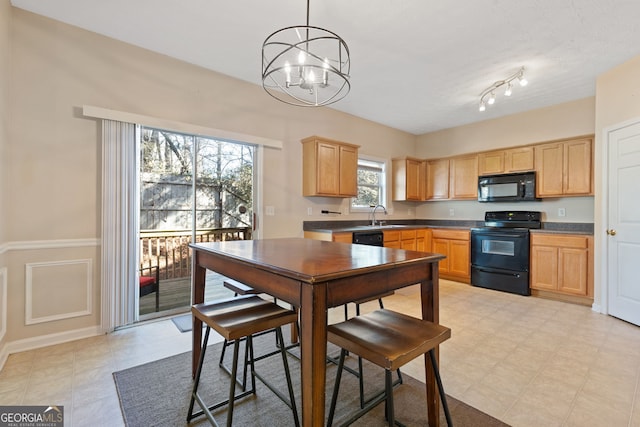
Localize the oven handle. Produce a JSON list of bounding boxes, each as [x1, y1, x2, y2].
[[473, 267, 522, 278], [472, 231, 527, 239]]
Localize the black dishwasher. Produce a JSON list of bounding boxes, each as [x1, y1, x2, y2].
[[352, 230, 384, 246]]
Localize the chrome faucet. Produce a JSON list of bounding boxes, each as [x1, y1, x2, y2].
[[370, 204, 387, 226]]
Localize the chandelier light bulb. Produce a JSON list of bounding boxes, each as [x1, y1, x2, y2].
[[284, 61, 291, 86], [479, 101, 486, 112], [298, 50, 306, 65], [487, 92, 496, 105]]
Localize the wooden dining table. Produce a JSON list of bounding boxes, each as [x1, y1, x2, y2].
[[189, 237, 445, 427]]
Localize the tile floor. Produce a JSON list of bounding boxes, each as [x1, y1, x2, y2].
[[1, 279, 639, 426]]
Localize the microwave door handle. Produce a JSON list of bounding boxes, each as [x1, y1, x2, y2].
[[520, 182, 525, 198]]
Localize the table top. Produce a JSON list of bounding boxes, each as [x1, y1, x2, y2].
[[190, 238, 444, 284]]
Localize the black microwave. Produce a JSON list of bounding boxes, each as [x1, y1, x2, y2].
[[478, 172, 538, 202]]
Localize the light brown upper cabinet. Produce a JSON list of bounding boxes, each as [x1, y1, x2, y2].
[[392, 157, 424, 201], [425, 158, 450, 200], [449, 154, 478, 199], [478, 146, 534, 175], [535, 137, 592, 197], [301, 136, 359, 197]]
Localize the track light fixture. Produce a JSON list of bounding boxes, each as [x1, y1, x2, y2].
[[478, 67, 527, 112]]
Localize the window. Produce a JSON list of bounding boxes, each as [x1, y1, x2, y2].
[[351, 158, 386, 210]]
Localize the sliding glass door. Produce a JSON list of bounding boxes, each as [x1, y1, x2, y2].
[[138, 127, 254, 319]]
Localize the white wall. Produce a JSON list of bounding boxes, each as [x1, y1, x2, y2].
[[0, 0, 12, 358]]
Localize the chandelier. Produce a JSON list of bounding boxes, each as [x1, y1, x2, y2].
[[261, 0, 351, 107], [478, 67, 528, 112]]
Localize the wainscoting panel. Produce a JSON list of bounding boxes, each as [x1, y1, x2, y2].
[[25, 259, 93, 325]]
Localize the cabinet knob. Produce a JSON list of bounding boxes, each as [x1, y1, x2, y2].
[[606, 229, 617, 236]]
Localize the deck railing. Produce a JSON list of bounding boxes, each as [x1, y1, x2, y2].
[[139, 227, 251, 281]]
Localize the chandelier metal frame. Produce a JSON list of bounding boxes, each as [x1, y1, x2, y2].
[[261, 0, 350, 107]]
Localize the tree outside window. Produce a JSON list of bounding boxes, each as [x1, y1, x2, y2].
[[352, 158, 386, 209]]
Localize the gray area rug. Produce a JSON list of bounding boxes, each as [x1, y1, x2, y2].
[[171, 314, 193, 332], [113, 333, 510, 426]]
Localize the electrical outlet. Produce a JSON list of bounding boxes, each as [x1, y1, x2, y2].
[[266, 206, 275, 216], [449, 208, 455, 217], [307, 207, 313, 216], [558, 208, 566, 217]]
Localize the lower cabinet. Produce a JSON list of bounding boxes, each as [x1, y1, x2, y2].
[[383, 229, 432, 252], [530, 233, 593, 303], [332, 232, 354, 243], [431, 229, 470, 283]]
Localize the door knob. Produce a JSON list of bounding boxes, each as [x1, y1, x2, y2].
[[607, 229, 617, 236]]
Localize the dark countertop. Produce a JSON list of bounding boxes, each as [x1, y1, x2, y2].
[[304, 220, 594, 235], [534, 221, 594, 234]]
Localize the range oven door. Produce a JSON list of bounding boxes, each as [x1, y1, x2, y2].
[[470, 228, 530, 271], [470, 228, 531, 296]]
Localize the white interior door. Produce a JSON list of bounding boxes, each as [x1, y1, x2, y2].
[[607, 120, 640, 326]]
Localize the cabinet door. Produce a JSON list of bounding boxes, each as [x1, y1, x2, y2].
[[406, 159, 423, 200], [449, 239, 470, 278], [332, 232, 353, 244], [432, 238, 450, 273], [315, 141, 340, 195], [392, 158, 423, 201], [506, 146, 534, 172], [558, 247, 589, 295], [426, 159, 450, 200], [535, 142, 564, 197], [478, 151, 505, 175], [563, 138, 592, 195], [383, 230, 401, 248], [400, 230, 417, 251], [450, 155, 478, 199], [415, 229, 431, 252], [339, 144, 358, 196], [530, 245, 559, 290]]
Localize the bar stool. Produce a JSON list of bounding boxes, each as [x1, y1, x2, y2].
[[187, 295, 300, 427], [219, 279, 299, 389], [333, 291, 402, 409], [327, 309, 453, 427], [218, 279, 261, 387]]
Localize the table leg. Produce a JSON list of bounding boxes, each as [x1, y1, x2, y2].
[[300, 282, 327, 427], [421, 262, 440, 427], [191, 262, 206, 378]]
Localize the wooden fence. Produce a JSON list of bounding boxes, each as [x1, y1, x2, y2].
[[139, 227, 251, 280]]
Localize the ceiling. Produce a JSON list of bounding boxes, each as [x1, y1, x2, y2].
[[10, 0, 640, 135]]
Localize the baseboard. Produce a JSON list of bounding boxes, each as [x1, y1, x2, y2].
[[0, 326, 103, 371], [530, 289, 593, 306], [0, 345, 8, 372]]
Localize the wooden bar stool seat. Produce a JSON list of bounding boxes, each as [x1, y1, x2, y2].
[[333, 291, 402, 409], [223, 278, 260, 296], [327, 309, 453, 427], [187, 295, 300, 427]]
